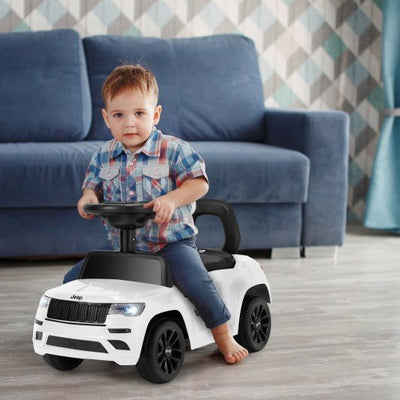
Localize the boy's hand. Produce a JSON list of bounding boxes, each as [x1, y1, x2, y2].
[[144, 196, 176, 225], [77, 192, 99, 219]]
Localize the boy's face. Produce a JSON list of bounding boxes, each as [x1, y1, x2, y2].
[[102, 88, 162, 153]]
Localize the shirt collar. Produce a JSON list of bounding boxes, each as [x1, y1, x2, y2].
[[110, 127, 162, 159], [141, 127, 162, 157]]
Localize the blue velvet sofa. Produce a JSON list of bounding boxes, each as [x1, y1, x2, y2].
[[0, 29, 349, 258]]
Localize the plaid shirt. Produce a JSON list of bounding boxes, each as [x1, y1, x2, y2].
[[82, 128, 208, 253]]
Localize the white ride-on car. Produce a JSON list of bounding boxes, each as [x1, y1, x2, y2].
[[33, 200, 271, 383]]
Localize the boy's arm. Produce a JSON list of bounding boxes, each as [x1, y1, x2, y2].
[[77, 188, 100, 220], [78, 148, 103, 219], [165, 176, 209, 207], [144, 177, 209, 225]]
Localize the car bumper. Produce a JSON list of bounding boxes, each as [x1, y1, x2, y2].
[[32, 316, 144, 365]]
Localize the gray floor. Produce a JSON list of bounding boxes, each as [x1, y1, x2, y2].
[[1, 225, 400, 399]]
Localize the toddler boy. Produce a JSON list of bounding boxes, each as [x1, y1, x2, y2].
[[65, 64, 248, 364]]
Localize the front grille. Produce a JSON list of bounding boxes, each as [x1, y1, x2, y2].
[[47, 299, 111, 324]]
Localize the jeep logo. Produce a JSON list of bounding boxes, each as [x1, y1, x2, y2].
[[70, 294, 83, 300]]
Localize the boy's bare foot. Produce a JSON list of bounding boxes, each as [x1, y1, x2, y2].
[[211, 322, 249, 364]]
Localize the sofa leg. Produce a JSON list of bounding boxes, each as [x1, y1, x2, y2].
[[302, 246, 338, 259], [271, 247, 301, 259]]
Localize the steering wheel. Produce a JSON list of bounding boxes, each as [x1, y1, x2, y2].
[[84, 202, 155, 230]]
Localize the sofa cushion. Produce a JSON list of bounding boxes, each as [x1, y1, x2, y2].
[[0, 29, 91, 142], [0, 141, 308, 209], [196, 203, 303, 249], [192, 142, 310, 203], [83, 34, 265, 142], [0, 142, 104, 208], [0, 208, 108, 257]]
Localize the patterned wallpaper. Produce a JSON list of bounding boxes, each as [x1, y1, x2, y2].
[[0, 0, 383, 222]]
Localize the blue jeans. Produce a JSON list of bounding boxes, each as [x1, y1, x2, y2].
[[63, 238, 231, 329]]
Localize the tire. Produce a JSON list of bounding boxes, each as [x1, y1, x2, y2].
[[236, 297, 271, 352], [43, 354, 83, 371], [137, 319, 185, 384]]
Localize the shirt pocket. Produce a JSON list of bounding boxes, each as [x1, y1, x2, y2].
[[142, 164, 170, 199], [99, 166, 121, 201]]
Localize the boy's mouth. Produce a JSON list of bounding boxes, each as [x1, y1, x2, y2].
[[124, 133, 137, 138]]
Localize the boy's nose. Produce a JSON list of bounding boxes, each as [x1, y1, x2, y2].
[[126, 118, 136, 128]]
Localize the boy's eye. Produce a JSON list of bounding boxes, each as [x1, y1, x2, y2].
[[113, 113, 123, 119], [135, 111, 144, 117]]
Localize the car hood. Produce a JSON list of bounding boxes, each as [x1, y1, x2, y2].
[[45, 279, 172, 303]]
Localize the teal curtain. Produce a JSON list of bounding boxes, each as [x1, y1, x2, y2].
[[364, 0, 400, 230]]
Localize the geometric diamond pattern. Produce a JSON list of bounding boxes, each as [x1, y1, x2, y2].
[[0, 0, 383, 222]]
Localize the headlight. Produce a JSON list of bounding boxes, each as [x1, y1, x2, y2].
[[108, 303, 145, 317], [39, 295, 50, 309]]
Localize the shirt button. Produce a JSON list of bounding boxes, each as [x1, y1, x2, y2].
[[129, 191, 135, 196]]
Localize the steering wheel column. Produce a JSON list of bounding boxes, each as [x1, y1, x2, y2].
[[84, 202, 155, 253]]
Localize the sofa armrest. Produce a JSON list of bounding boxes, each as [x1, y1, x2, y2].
[[264, 108, 349, 247]]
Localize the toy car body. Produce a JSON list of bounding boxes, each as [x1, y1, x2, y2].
[[32, 201, 271, 383]]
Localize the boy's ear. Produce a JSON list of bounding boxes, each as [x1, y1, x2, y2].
[[102, 108, 110, 129], [153, 105, 162, 125]]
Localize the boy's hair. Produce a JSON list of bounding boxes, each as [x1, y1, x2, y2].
[[101, 64, 159, 107]]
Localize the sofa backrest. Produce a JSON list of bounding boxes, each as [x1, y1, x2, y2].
[[0, 29, 91, 142], [83, 34, 265, 142]]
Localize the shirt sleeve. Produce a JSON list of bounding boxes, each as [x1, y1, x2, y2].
[[82, 149, 103, 193], [172, 140, 209, 187]]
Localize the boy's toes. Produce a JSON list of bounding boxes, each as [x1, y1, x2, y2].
[[235, 349, 248, 362], [224, 354, 237, 364], [224, 348, 249, 364]]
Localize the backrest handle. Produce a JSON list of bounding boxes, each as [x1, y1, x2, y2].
[[193, 199, 241, 254]]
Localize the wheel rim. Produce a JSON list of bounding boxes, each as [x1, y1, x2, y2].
[[156, 329, 183, 375], [250, 304, 270, 345]]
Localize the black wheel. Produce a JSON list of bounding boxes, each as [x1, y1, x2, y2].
[[43, 354, 83, 371], [236, 297, 271, 352], [137, 320, 185, 384]]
